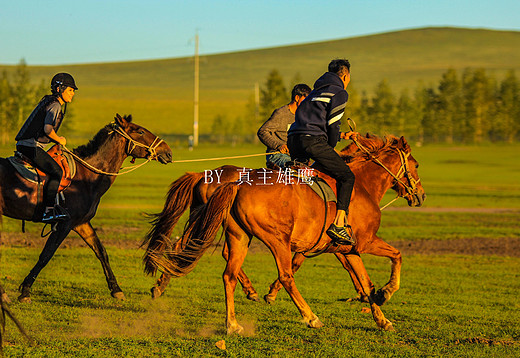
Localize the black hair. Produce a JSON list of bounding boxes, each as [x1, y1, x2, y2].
[[328, 59, 351, 76], [291, 83, 311, 102]]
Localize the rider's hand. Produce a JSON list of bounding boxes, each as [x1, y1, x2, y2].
[[278, 144, 289, 154], [341, 131, 358, 140], [57, 136, 67, 146]]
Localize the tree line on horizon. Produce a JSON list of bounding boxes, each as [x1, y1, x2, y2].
[[233, 68, 519, 145], [1, 62, 519, 146]]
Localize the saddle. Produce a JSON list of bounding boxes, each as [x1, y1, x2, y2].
[[8, 144, 76, 192], [284, 161, 337, 203]]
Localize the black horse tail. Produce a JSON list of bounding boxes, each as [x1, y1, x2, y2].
[[146, 182, 239, 278], [142, 171, 204, 276]]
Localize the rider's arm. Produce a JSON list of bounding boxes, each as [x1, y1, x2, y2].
[[44, 125, 66, 145], [257, 108, 287, 151]]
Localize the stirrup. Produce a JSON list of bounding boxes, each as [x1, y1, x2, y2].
[[327, 223, 356, 246], [42, 206, 70, 223]]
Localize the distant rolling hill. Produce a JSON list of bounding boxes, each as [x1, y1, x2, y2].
[[2, 27, 519, 138]]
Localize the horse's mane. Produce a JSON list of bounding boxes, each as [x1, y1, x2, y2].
[[339, 133, 400, 165], [72, 115, 133, 158]]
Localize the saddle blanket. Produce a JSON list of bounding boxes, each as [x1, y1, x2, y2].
[[290, 170, 337, 203], [7, 151, 76, 184]]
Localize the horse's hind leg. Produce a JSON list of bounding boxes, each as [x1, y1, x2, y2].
[[343, 254, 394, 331], [222, 241, 260, 302], [362, 236, 402, 306], [264, 252, 307, 304], [222, 220, 252, 335], [151, 273, 171, 298], [73, 222, 124, 300]]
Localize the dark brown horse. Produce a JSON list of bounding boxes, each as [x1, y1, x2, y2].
[[0, 114, 172, 303], [144, 135, 425, 334]]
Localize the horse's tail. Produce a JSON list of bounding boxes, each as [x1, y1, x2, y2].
[[146, 182, 239, 278], [142, 171, 204, 275]]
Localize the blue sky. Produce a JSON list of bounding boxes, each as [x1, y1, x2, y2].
[[1, 0, 519, 65]]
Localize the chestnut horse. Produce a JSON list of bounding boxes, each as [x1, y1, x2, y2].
[[144, 135, 425, 334], [143, 134, 424, 304], [0, 114, 172, 303]]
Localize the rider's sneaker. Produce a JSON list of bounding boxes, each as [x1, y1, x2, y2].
[[327, 223, 356, 245]]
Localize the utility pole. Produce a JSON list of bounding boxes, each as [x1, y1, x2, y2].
[[193, 32, 199, 146]]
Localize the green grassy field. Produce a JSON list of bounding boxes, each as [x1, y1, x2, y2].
[[2, 27, 520, 137], [1, 142, 519, 356]]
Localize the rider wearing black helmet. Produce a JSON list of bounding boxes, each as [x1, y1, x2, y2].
[[15, 73, 78, 222]]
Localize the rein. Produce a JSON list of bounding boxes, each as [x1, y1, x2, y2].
[[301, 132, 420, 258], [62, 124, 164, 176], [351, 137, 420, 208]]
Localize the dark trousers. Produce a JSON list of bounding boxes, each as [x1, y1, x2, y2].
[[288, 135, 355, 212], [17, 145, 63, 207]]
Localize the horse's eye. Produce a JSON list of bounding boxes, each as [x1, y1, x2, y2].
[[138, 130, 145, 135]]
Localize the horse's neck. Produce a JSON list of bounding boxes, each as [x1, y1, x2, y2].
[[353, 157, 399, 203], [78, 136, 128, 179]]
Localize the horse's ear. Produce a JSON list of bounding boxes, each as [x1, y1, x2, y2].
[[114, 113, 129, 128], [398, 136, 410, 151]]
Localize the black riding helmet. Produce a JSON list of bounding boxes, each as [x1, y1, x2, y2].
[[51, 73, 78, 93]]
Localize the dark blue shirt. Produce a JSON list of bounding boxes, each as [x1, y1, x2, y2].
[[288, 72, 348, 147]]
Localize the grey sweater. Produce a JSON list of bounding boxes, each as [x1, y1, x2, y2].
[[257, 104, 294, 153]]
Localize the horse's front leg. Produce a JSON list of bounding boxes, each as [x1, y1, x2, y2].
[[343, 254, 394, 331], [73, 222, 124, 300], [362, 237, 402, 306], [334, 253, 370, 303], [18, 223, 72, 303], [222, 241, 260, 302], [264, 252, 307, 304]]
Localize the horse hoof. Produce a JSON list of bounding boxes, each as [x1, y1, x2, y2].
[[307, 316, 324, 329], [263, 294, 276, 305], [383, 321, 395, 331], [246, 293, 260, 302], [18, 295, 31, 304], [1, 292, 11, 304], [111, 291, 125, 300], [151, 287, 163, 299], [227, 324, 244, 335], [346, 295, 370, 303], [372, 289, 389, 306]]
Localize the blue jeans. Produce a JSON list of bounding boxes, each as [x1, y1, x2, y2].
[[266, 153, 291, 168]]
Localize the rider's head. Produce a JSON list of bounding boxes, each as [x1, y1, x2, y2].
[[51, 73, 78, 103], [328, 59, 351, 89], [291, 84, 311, 105]]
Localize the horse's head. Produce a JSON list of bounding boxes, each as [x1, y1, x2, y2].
[[389, 136, 426, 207], [114, 114, 172, 164]]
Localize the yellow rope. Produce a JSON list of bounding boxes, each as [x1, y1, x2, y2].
[[62, 146, 152, 176], [173, 151, 278, 163]]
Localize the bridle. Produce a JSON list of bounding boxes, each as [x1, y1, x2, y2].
[[109, 123, 164, 161], [63, 122, 165, 176], [352, 138, 421, 208]]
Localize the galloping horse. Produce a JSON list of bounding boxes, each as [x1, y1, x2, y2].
[[144, 135, 425, 334], [143, 134, 423, 303], [0, 114, 172, 303]]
